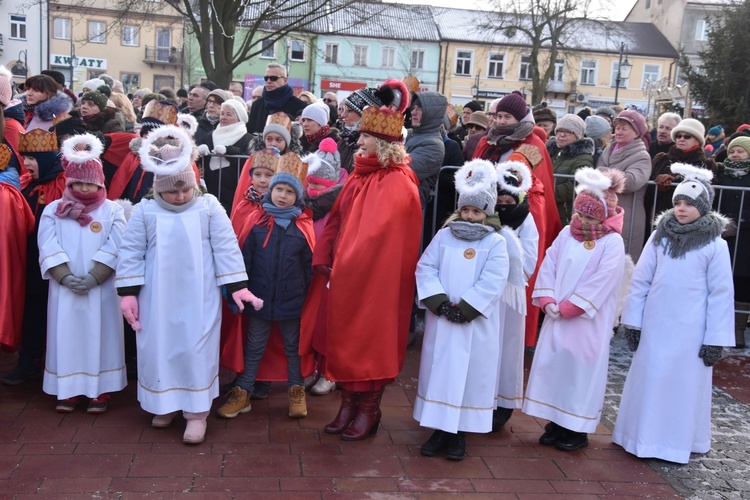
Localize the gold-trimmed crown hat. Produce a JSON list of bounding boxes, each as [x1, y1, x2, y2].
[[251, 147, 280, 174], [360, 106, 404, 143], [19, 129, 59, 154], [278, 152, 307, 183], [141, 99, 179, 126], [263, 112, 292, 145]]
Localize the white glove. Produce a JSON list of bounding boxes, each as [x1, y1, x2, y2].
[[544, 303, 561, 320], [196, 144, 210, 156], [213, 145, 227, 155]]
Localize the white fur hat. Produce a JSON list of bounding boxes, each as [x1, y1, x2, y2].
[[455, 159, 498, 216]]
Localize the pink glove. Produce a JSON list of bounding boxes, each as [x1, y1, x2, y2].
[[120, 296, 141, 331], [559, 300, 585, 319], [232, 288, 264, 312], [544, 302, 560, 320]]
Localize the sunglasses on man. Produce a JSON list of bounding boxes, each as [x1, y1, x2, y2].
[[264, 75, 283, 82], [323, 98, 335, 103]]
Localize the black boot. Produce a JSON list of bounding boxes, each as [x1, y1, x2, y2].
[[1, 355, 41, 385], [420, 429, 449, 457], [554, 428, 588, 451], [446, 431, 466, 461], [539, 421, 565, 446], [491, 407, 514, 432]]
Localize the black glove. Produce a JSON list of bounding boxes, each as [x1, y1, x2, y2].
[[437, 302, 452, 317], [698, 345, 723, 367], [444, 304, 469, 324], [619, 325, 641, 352]]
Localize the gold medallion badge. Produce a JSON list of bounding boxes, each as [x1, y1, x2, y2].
[[464, 248, 476, 259], [583, 240, 595, 250], [90, 221, 102, 233]]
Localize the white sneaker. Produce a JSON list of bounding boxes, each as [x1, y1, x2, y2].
[[310, 375, 337, 395]]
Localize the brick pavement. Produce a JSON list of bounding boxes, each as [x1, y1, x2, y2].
[[0, 333, 747, 498]]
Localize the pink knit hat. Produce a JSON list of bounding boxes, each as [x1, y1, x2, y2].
[[573, 168, 625, 221], [153, 145, 196, 192], [0, 65, 13, 107], [60, 133, 106, 188]]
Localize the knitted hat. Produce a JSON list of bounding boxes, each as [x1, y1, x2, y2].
[[251, 147, 280, 174], [208, 88, 233, 104], [464, 100, 483, 113], [221, 99, 248, 124], [153, 161, 196, 193], [533, 106, 557, 125], [670, 118, 706, 146], [360, 106, 404, 143], [465, 111, 489, 130], [264, 112, 292, 145], [573, 167, 626, 221], [495, 160, 533, 204], [301, 102, 329, 127], [270, 172, 303, 201], [96, 85, 112, 97], [614, 110, 647, 137], [707, 125, 724, 137], [727, 136, 750, 158], [40, 70, 66, 88], [556, 114, 586, 140], [0, 66, 14, 106], [496, 91, 528, 122], [60, 134, 106, 188], [343, 87, 381, 116], [455, 159, 499, 216], [585, 115, 611, 140], [671, 163, 714, 216], [139, 125, 196, 177], [595, 107, 615, 122], [303, 137, 341, 188], [81, 91, 108, 112], [82, 78, 106, 91]]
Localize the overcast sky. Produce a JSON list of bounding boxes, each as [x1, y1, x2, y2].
[[395, 0, 639, 21]]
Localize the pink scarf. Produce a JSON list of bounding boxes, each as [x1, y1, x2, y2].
[[569, 207, 624, 242], [54, 186, 107, 226]]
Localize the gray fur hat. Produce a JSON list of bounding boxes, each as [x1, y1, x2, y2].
[[455, 159, 498, 216]]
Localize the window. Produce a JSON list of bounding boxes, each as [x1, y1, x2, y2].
[[354, 45, 369, 67], [487, 52, 505, 79], [553, 59, 565, 82], [579, 59, 597, 85], [122, 25, 139, 46], [381, 47, 395, 68], [10, 15, 26, 40], [289, 39, 305, 61], [645, 0, 651, 8], [695, 19, 709, 41], [260, 39, 275, 58], [88, 21, 106, 43], [610, 61, 630, 88], [325, 43, 338, 64], [410, 49, 425, 70], [53, 18, 70, 40], [455, 50, 472, 76], [519, 55, 532, 80], [642, 64, 661, 88], [120, 73, 140, 92], [156, 28, 171, 62]]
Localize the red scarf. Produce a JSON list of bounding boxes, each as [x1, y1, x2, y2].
[[353, 153, 387, 174], [569, 207, 624, 242], [54, 186, 106, 226], [305, 125, 331, 146]]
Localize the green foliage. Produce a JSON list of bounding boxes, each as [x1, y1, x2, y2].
[[682, 1, 750, 130]]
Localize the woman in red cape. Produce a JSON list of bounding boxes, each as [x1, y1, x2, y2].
[[305, 104, 422, 441]]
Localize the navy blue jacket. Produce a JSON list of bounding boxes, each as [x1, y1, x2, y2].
[[242, 212, 313, 321]]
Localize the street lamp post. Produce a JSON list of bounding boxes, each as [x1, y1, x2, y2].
[[11, 50, 28, 78], [471, 72, 480, 100], [69, 39, 77, 90], [614, 42, 633, 106]]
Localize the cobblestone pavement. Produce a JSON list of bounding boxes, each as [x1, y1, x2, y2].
[[603, 334, 750, 499]]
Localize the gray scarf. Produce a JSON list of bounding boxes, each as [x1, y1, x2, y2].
[[153, 190, 200, 213], [653, 210, 727, 259], [449, 220, 495, 241]]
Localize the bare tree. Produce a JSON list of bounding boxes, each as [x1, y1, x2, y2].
[[480, 0, 612, 104]]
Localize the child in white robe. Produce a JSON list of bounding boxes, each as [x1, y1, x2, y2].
[[116, 126, 263, 445], [491, 160, 539, 431], [38, 134, 126, 414], [414, 159, 509, 461], [523, 167, 626, 451], [613, 163, 734, 464]]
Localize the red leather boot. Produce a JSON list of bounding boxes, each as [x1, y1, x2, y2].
[[341, 387, 384, 441], [324, 389, 359, 434]]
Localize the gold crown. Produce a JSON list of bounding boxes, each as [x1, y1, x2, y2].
[[402, 75, 420, 93], [360, 106, 404, 143], [142, 100, 178, 125], [278, 152, 306, 183], [19, 129, 59, 153], [251, 148, 280, 173], [265, 111, 292, 132]]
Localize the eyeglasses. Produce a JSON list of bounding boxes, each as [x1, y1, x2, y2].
[[487, 113, 498, 119], [264, 75, 282, 82], [555, 129, 573, 135], [206, 99, 221, 105], [674, 133, 694, 140], [323, 98, 335, 103]]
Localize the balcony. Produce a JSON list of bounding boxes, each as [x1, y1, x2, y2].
[[143, 46, 183, 67]]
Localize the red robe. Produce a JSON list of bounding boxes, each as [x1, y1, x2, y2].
[[219, 206, 316, 380], [305, 154, 422, 383], [20, 172, 66, 220], [4, 119, 27, 170], [0, 183, 35, 351], [474, 131, 563, 346], [232, 156, 254, 218]]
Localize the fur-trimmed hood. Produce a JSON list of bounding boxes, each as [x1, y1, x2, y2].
[[22, 91, 73, 121], [129, 135, 199, 163], [547, 136, 595, 157]]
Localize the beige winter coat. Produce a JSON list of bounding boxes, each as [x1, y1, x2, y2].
[[596, 140, 652, 261]]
